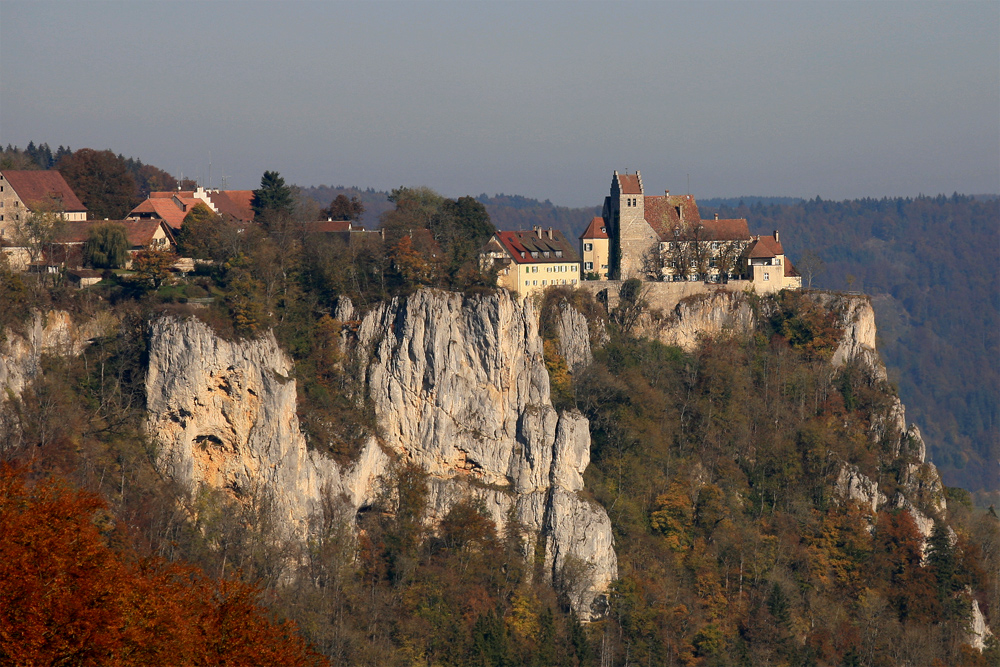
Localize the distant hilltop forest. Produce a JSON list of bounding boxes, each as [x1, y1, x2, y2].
[[2, 143, 996, 497]]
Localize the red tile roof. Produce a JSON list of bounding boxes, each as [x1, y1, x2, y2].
[[130, 197, 206, 230], [207, 190, 254, 222], [642, 194, 702, 239], [493, 228, 580, 264], [56, 220, 175, 248], [579, 216, 609, 239], [698, 218, 751, 241], [616, 173, 642, 195], [1, 170, 87, 212], [784, 258, 799, 277], [746, 235, 785, 258]]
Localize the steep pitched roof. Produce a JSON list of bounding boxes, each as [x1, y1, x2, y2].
[[579, 217, 609, 240], [1, 170, 87, 212], [643, 194, 702, 240], [130, 196, 208, 230], [56, 220, 175, 248], [207, 190, 254, 222], [493, 228, 581, 264], [746, 234, 785, 258]]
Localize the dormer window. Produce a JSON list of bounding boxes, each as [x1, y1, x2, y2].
[[600, 226, 605, 233], [531, 251, 538, 258], [543, 251, 550, 258], [555, 250, 562, 258]]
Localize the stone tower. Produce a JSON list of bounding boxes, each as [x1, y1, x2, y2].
[[603, 170, 657, 279]]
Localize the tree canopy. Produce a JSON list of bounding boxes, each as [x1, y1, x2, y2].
[[84, 222, 130, 269], [57, 149, 140, 220], [251, 171, 295, 220]]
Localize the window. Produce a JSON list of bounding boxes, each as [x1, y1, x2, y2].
[[542, 280, 547, 286], [585, 262, 593, 270], [555, 250, 562, 258], [525, 280, 529, 286], [572, 279, 577, 285], [532, 280, 537, 286], [584, 243, 593, 252], [601, 264, 608, 269], [711, 242, 719, 250], [763, 273, 770, 281]]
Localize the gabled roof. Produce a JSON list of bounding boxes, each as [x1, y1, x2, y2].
[[56, 220, 175, 248], [1, 170, 87, 212], [493, 228, 581, 264], [643, 194, 702, 239], [579, 217, 609, 240], [746, 234, 785, 258], [207, 190, 254, 222], [129, 196, 206, 230]]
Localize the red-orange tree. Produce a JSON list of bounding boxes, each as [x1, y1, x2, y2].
[[0, 464, 327, 667]]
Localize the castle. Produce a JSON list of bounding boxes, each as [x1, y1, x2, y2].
[[581, 170, 800, 291]]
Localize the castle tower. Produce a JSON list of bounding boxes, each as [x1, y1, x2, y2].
[[603, 170, 657, 279]]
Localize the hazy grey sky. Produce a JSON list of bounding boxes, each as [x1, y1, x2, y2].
[[1, 1, 997, 206]]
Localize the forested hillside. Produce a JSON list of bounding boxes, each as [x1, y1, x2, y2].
[[699, 196, 999, 499]]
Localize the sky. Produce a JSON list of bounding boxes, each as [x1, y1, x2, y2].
[[1, 1, 997, 207]]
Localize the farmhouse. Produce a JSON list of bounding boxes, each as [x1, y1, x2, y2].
[[0, 170, 87, 240]]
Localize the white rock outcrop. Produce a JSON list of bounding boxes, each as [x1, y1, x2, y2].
[[833, 464, 886, 514], [146, 289, 616, 619], [0, 310, 105, 399], [552, 301, 593, 373], [656, 291, 756, 351]]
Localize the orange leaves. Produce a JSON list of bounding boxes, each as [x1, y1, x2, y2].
[[0, 465, 327, 667]]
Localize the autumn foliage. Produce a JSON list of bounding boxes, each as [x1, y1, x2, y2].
[[0, 465, 327, 667]]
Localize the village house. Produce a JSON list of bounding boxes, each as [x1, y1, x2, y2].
[[46, 219, 176, 270], [482, 226, 581, 298], [0, 170, 88, 240], [594, 170, 800, 291], [128, 186, 254, 231]]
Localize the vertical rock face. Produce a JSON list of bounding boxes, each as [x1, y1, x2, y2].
[[145, 289, 617, 620], [145, 317, 387, 537], [654, 291, 757, 351], [0, 310, 101, 399], [552, 301, 593, 373], [356, 290, 616, 618]]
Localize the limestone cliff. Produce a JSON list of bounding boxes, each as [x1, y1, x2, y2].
[[145, 289, 616, 620], [0, 310, 107, 399]]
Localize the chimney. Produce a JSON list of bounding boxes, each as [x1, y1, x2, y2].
[[547, 227, 554, 239], [533, 225, 542, 238], [774, 230, 779, 243], [665, 189, 670, 197], [715, 213, 719, 220]]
